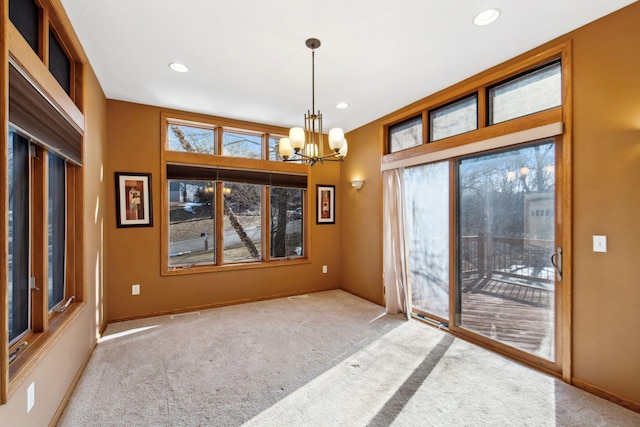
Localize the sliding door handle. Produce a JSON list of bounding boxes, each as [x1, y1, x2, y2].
[[551, 247, 562, 282]]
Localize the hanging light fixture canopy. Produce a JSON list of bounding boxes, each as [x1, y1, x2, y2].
[[279, 38, 348, 166]]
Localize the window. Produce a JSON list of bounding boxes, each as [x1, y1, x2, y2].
[[167, 120, 288, 162], [223, 130, 262, 159], [488, 61, 562, 125], [168, 180, 215, 267], [223, 183, 262, 262], [8, 130, 30, 344], [405, 161, 449, 319], [388, 115, 422, 153], [10, 1, 78, 100], [456, 142, 557, 361], [430, 94, 478, 141], [168, 123, 216, 154], [49, 29, 72, 95], [8, 128, 75, 350], [383, 58, 563, 165], [269, 135, 286, 161], [270, 187, 304, 259], [48, 153, 66, 310], [162, 114, 309, 273], [4, 0, 84, 403], [9, 0, 39, 54], [383, 43, 569, 374]]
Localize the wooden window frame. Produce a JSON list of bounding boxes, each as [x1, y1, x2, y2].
[[161, 112, 311, 276]]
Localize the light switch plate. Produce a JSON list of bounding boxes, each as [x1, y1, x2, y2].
[[593, 235, 607, 253]]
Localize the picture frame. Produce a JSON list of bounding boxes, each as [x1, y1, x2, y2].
[[316, 184, 335, 224], [115, 172, 153, 228]]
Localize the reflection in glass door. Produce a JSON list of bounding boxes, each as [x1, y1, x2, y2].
[[456, 141, 557, 360], [405, 161, 450, 320]]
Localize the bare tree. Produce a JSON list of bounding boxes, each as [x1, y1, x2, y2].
[[172, 126, 260, 258]]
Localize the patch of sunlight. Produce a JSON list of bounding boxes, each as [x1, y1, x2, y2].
[[369, 312, 388, 323], [94, 195, 100, 223], [99, 325, 159, 343]]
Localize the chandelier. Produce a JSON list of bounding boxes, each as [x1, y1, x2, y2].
[[279, 38, 348, 166]]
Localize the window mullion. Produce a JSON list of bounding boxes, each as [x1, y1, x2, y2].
[[215, 181, 224, 265], [215, 127, 222, 155], [65, 164, 76, 300], [39, 3, 49, 63], [263, 186, 271, 261], [477, 89, 487, 130], [31, 146, 47, 333]]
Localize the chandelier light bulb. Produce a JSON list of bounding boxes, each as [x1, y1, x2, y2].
[[278, 137, 293, 158], [339, 139, 348, 158], [289, 127, 305, 150], [329, 128, 345, 151]]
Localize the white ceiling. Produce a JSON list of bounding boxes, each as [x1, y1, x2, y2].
[[60, 0, 636, 133]]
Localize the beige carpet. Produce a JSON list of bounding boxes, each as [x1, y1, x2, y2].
[[58, 290, 639, 426]]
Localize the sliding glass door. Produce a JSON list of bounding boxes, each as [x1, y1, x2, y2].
[[405, 162, 450, 321], [405, 138, 562, 365], [456, 140, 558, 361]]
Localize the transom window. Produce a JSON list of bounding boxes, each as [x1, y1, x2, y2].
[[168, 123, 216, 154], [429, 94, 478, 141], [388, 115, 422, 153], [488, 60, 562, 125], [386, 59, 562, 153], [223, 130, 262, 159]]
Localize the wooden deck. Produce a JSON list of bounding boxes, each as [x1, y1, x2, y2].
[[460, 277, 554, 359], [414, 277, 555, 360]]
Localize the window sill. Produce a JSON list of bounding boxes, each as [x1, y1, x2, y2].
[[162, 257, 311, 276], [6, 302, 86, 402]]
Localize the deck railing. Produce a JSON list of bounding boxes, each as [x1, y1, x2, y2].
[[461, 234, 554, 285]]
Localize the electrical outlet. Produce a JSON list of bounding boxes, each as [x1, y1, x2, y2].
[[593, 235, 607, 253], [132, 284, 140, 295], [27, 382, 35, 413], [322, 265, 328, 274]]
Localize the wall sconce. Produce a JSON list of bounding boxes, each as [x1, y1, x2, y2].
[[351, 179, 364, 190]]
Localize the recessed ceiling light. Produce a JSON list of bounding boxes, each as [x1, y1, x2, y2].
[[169, 62, 189, 73], [336, 102, 349, 109], [473, 8, 501, 26]]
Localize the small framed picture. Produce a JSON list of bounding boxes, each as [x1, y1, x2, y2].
[[115, 172, 153, 228], [316, 184, 335, 224]]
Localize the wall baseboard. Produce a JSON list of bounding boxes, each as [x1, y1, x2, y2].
[[572, 377, 640, 414], [107, 286, 341, 323]]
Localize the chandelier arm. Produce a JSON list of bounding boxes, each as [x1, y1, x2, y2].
[[281, 150, 344, 164]]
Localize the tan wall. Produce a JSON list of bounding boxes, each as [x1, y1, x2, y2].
[[340, 123, 384, 305], [570, 3, 640, 404], [105, 100, 342, 321], [341, 2, 640, 406], [0, 64, 107, 426]]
